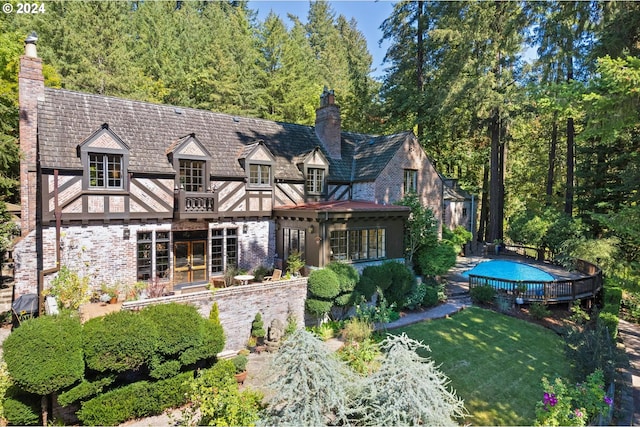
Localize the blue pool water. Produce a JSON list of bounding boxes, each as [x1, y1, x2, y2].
[[461, 260, 554, 282]]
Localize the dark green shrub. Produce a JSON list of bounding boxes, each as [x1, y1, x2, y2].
[[422, 285, 440, 308], [379, 262, 415, 307], [4, 386, 40, 426], [149, 359, 181, 380], [307, 269, 340, 299], [469, 284, 496, 305], [4, 315, 84, 397], [355, 275, 377, 300], [232, 354, 248, 373], [326, 262, 359, 292], [565, 319, 617, 385], [57, 376, 116, 406], [305, 298, 333, 317], [83, 310, 158, 373], [77, 372, 192, 426], [252, 265, 270, 282], [140, 303, 224, 374], [529, 302, 551, 319], [415, 241, 457, 277], [251, 312, 266, 339]]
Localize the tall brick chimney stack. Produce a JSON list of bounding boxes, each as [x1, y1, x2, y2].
[[19, 32, 44, 235], [314, 87, 341, 160]]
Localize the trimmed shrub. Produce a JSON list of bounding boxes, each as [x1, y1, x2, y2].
[[604, 286, 622, 307], [305, 298, 333, 317], [83, 310, 158, 373], [380, 262, 415, 307], [469, 284, 496, 305], [404, 282, 427, 310], [599, 309, 619, 340], [3, 386, 40, 426], [4, 315, 84, 397], [326, 262, 359, 293], [251, 312, 266, 339], [307, 269, 340, 299], [76, 371, 192, 426], [415, 241, 457, 277], [57, 376, 116, 406], [355, 275, 377, 300], [422, 285, 440, 308]]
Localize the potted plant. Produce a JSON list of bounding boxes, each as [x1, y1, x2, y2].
[[100, 283, 119, 304], [232, 354, 248, 384], [286, 251, 305, 277], [515, 283, 527, 305]]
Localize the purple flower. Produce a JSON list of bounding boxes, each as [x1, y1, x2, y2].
[[604, 396, 613, 406], [575, 409, 583, 418], [543, 392, 558, 407]]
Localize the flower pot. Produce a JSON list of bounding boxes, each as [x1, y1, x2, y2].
[[109, 296, 118, 304], [515, 297, 524, 305], [235, 371, 247, 384]]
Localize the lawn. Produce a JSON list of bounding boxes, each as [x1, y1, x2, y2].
[[391, 306, 571, 426]]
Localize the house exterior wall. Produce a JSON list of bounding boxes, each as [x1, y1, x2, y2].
[[444, 199, 472, 232], [374, 138, 443, 229], [352, 182, 375, 201]]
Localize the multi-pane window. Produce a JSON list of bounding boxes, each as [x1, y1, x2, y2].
[[330, 229, 386, 262], [137, 231, 170, 281], [404, 169, 418, 194], [89, 153, 123, 188], [211, 228, 238, 274], [249, 164, 271, 186], [283, 228, 306, 261], [306, 168, 325, 194], [179, 159, 205, 192]]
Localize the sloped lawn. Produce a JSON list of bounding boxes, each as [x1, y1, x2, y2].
[[391, 306, 571, 426]]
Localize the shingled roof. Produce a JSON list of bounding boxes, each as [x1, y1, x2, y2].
[[37, 88, 416, 183]]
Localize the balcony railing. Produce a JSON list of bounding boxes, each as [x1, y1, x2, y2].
[[174, 190, 217, 220]]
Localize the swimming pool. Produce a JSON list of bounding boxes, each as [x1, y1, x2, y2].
[[461, 260, 554, 282]]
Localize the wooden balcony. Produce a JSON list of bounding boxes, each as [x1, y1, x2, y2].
[[174, 190, 218, 220]]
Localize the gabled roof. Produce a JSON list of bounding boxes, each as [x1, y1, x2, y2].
[[37, 88, 421, 183]]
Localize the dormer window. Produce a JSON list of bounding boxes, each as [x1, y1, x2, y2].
[[249, 163, 271, 186], [89, 153, 123, 189], [306, 168, 325, 194], [78, 124, 129, 191], [240, 141, 275, 190], [166, 134, 212, 193], [180, 159, 205, 192]]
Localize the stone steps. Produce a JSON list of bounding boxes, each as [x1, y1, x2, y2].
[[0, 284, 13, 313]]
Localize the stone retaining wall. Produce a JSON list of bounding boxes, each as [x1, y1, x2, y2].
[[122, 277, 307, 353]]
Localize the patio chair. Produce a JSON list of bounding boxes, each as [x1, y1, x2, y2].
[[264, 269, 282, 281]]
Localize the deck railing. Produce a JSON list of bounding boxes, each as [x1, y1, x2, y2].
[[468, 258, 603, 305]]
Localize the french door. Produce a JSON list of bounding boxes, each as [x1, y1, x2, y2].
[[174, 240, 206, 284]]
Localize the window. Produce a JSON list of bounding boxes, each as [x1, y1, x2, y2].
[[89, 153, 123, 188], [284, 228, 306, 261], [211, 228, 238, 274], [137, 231, 170, 280], [180, 159, 205, 192], [249, 164, 271, 186], [306, 168, 325, 194], [404, 169, 418, 194], [331, 229, 386, 262], [462, 207, 468, 217]]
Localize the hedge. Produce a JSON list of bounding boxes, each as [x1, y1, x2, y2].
[[3, 386, 40, 426], [76, 371, 192, 426], [83, 310, 158, 373], [307, 269, 340, 299]]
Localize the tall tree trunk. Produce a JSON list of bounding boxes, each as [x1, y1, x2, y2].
[[416, 0, 425, 141], [488, 107, 502, 242], [546, 112, 558, 206], [565, 56, 575, 216], [478, 163, 490, 242], [41, 395, 49, 426]]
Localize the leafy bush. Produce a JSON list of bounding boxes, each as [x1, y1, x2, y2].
[[340, 318, 373, 343], [327, 262, 360, 317], [598, 310, 619, 341], [354, 295, 399, 325], [403, 282, 427, 310], [232, 354, 248, 374], [185, 360, 263, 427], [469, 284, 496, 305], [4, 315, 84, 396], [415, 241, 457, 277], [83, 310, 158, 373], [357, 262, 414, 308], [337, 338, 381, 375], [529, 302, 551, 319], [305, 298, 334, 318], [604, 286, 622, 307], [3, 386, 40, 426], [252, 265, 271, 282], [565, 319, 617, 385], [46, 266, 90, 310], [0, 360, 11, 424], [422, 284, 442, 308], [77, 372, 192, 426]]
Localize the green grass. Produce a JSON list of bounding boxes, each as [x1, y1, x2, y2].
[[391, 306, 571, 426]]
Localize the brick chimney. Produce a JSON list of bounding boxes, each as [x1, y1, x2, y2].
[[19, 32, 44, 235], [315, 87, 341, 160]]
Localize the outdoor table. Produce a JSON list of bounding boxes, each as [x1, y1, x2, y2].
[[234, 274, 255, 285]]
